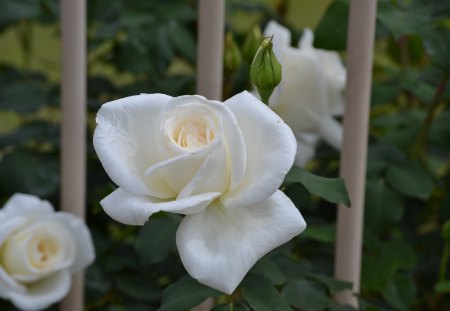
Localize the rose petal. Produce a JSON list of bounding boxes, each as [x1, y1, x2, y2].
[[269, 47, 329, 132], [317, 116, 343, 150], [176, 190, 306, 294], [101, 188, 221, 225], [8, 270, 71, 311], [221, 91, 296, 209], [49, 213, 95, 274], [144, 144, 221, 199], [0, 216, 27, 246], [294, 133, 319, 167], [0, 266, 26, 299], [161, 95, 246, 191], [93, 94, 172, 195], [2, 193, 53, 219], [177, 140, 229, 199]]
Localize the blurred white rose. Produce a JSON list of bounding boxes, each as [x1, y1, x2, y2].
[[94, 91, 306, 294], [263, 21, 346, 166], [0, 194, 95, 311]]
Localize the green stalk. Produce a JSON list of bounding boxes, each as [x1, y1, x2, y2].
[[440, 242, 450, 282]]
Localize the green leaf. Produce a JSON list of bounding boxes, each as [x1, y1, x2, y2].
[[314, 0, 349, 51], [0, 80, 48, 113], [386, 160, 434, 200], [0, 121, 59, 148], [85, 264, 111, 300], [167, 22, 196, 62], [302, 223, 335, 243], [435, 280, 450, 293], [241, 274, 292, 311], [382, 273, 417, 311], [377, 2, 431, 38], [429, 111, 450, 149], [213, 304, 250, 311], [364, 179, 404, 233], [0, 0, 41, 29], [281, 279, 333, 310], [330, 305, 357, 311], [134, 214, 180, 265], [157, 275, 221, 311], [362, 238, 417, 292], [308, 274, 353, 294], [283, 166, 351, 207], [108, 303, 150, 311], [250, 257, 286, 286], [0, 148, 58, 197], [114, 273, 161, 302]]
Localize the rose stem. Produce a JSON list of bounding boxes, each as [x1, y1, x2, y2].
[[60, 0, 87, 311], [334, 0, 378, 307]]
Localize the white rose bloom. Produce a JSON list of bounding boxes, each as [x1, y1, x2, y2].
[[0, 194, 95, 311], [263, 21, 346, 166], [93, 91, 306, 294]]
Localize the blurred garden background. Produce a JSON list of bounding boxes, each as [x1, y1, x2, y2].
[[0, 0, 450, 310]]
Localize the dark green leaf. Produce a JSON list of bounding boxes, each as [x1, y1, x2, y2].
[[0, 121, 59, 148], [282, 279, 333, 310], [364, 179, 404, 233], [114, 273, 161, 302], [377, 2, 431, 38], [250, 257, 286, 286], [213, 304, 250, 311], [85, 264, 111, 300], [283, 166, 350, 207], [382, 273, 417, 311], [308, 274, 353, 294], [157, 275, 221, 311], [241, 274, 292, 311], [386, 160, 434, 200], [108, 303, 151, 311], [429, 111, 450, 149], [134, 214, 180, 265], [330, 305, 357, 311], [0, 80, 48, 113], [167, 22, 196, 62], [302, 223, 335, 243], [0, 148, 58, 197], [435, 280, 450, 293], [0, 0, 40, 29], [314, 0, 349, 51]]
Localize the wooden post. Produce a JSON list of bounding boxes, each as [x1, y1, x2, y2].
[[334, 0, 377, 307], [60, 0, 86, 310], [196, 0, 225, 100], [191, 1, 224, 310]]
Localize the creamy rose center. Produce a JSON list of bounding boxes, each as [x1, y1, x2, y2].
[[1, 222, 75, 278], [29, 233, 60, 269], [164, 104, 219, 152]]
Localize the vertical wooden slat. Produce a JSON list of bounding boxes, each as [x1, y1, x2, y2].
[[60, 0, 86, 310], [334, 0, 378, 307], [191, 1, 225, 310], [196, 0, 225, 100]]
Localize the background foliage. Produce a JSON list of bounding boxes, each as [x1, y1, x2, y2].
[[0, 0, 449, 310]]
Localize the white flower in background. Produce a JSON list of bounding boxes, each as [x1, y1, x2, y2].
[[94, 91, 306, 294], [0, 194, 95, 311], [263, 20, 346, 166]]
